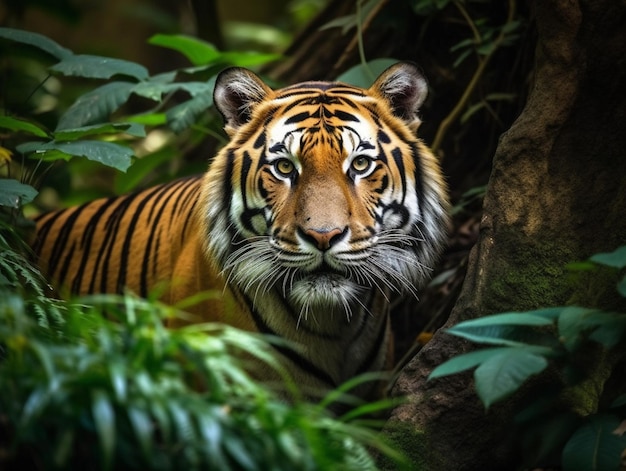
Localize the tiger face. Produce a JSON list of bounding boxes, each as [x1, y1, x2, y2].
[[201, 62, 449, 322]]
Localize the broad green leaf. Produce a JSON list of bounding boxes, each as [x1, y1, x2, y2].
[[589, 246, 626, 269], [429, 347, 513, 379], [588, 313, 626, 348], [57, 81, 135, 130], [132, 81, 212, 101], [0, 179, 38, 207], [0, 27, 72, 59], [450, 312, 555, 328], [166, 87, 215, 133], [562, 415, 626, 471], [91, 390, 115, 471], [19, 140, 133, 172], [219, 51, 282, 67], [558, 307, 626, 351], [474, 349, 548, 408], [557, 306, 597, 352], [126, 112, 167, 126], [50, 54, 149, 81], [149, 34, 220, 66], [336, 58, 400, 88], [54, 122, 145, 141], [0, 116, 49, 138], [444, 322, 552, 348]]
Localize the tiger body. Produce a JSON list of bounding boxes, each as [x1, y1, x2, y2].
[[33, 63, 450, 398]]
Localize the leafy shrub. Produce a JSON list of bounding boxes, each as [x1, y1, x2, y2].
[[429, 246, 626, 471]]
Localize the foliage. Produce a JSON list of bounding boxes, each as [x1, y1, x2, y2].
[[0, 27, 407, 471], [0, 27, 280, 206], [429, 247, 626, 470], [0, 288, 403, 469]]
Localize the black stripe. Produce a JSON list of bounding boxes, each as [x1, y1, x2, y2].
[[285, 111, 310, 125], [96, 193, 143, 293], [391, 147, 407, 203], [355, 311, 390, 376], [71, 197, 121, 293], [244, 294, 337, 388], [411, 143, 425, 218], [116, 183, 176, 293], [332, 109, 359, 122]]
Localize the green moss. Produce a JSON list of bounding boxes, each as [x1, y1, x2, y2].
[[378, 422, 430, 471], [482, 231, 577, 314]]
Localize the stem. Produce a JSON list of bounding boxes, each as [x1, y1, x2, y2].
[[431, 0, 516, 153], [333, 0, 390, 77]]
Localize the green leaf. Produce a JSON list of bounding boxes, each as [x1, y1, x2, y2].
[[589, 246, 626, 269], [445, 312, 559, 348], [19, 140, 133, 172], [149, 34, 220, 66], [451, 312, 556, 328], [50, 54, 149, 81], [558, 307, 626, 351], [127, 406, 153, 458], [0, 116, 49, 138], [166, 86, 215, 133], [91, 390, 115, 471], [109, 361, 127, 402], [0, 179, 38, 207], [0, 27, 72, 59], [132, 81, 212, 101], [588, 313, 626, 348], [557, 306, 597, 352], [126, 112, 167, 126], [218, 51, 282, 67], [336, 58, 400, 88], [57, 81, 135, 130], [429, 347, 513, 379], [474, 349, 548, 408], [562, 415, 626, 471], [54, 122, 145, 141]]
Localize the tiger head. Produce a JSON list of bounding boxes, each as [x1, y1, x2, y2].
[[200, 62, 449, 320]]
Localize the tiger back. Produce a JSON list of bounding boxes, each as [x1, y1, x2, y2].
[[33, 62, 450, 399]]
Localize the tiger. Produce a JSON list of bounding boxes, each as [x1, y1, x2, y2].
[[32, 62, 450, 400]]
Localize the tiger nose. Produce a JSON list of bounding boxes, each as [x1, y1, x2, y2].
[[299, 227, 347, 251]]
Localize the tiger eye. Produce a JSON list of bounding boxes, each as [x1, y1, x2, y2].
[[351, 156, 371, 174], [275, 159, 295, 177]]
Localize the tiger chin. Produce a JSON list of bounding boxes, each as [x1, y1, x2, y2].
[[33, 62, 450, 401]]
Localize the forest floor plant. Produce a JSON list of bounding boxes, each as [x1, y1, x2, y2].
[[429, 246, 626, 471]]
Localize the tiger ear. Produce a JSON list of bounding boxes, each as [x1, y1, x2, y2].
[[369, 62, 428, 129], [213, 67, 272, 134]]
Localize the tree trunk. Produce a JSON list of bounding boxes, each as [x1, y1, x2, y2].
[[381, 0, 626, 469]]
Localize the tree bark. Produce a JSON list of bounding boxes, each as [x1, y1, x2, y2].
[[382, 0, 626, 469]]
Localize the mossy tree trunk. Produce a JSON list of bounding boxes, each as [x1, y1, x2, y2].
[[381, 0, 626, 469]]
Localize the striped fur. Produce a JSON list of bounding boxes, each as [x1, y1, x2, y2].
[[33, 62, 450, 399]]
